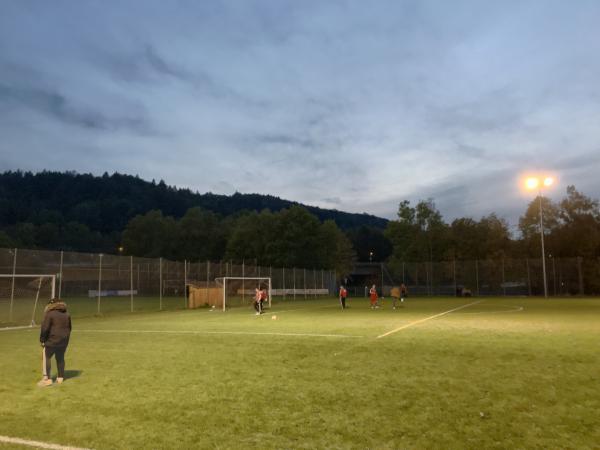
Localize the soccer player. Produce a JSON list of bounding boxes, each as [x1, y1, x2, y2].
[[369, 284, 379, 309], [339, 285, 348, 309], [253, 287, 262, 315], [38, 298, 72, 386], [260, 287, 268, 310], [400, 283, 408, 303], [390, 286, 401, 309]]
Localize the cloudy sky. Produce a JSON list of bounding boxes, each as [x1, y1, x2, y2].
[[1, 1, 600, 227]]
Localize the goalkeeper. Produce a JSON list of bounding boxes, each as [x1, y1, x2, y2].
[[253, 288, 263, 315]]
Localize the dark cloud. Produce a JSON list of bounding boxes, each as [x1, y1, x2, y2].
[[1, 1, 600, 225], [0, 83, 151, 133]]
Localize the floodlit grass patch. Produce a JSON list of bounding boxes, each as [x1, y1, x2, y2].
[[1, 296, 599, 448]]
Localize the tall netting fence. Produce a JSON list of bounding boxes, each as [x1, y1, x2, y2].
[[382, 257, 596, 297], [0, 248, 336, 327]]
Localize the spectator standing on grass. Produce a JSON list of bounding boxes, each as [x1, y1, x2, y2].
[[369, 284, 379, 309], [38, 299, 72, 386], [339, 285, 348, 309]]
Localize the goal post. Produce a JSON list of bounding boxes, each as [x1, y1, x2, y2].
[[0, 274, 57, 326], [210, 277, 272, 311]]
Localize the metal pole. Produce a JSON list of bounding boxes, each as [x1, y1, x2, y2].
[[453, 259, 457, 296], [552, 256, 557, 296], [502, 258, 506, 296], [539, 193, 548, 298], [242, 260, 245, 305], [293, 267, 296, 300], [97, 254, 103, 314], [159, 257, 163, 310], [206, 260, 210, 306], [475, 259, 479, 296], [526, 258, 532, 296], [130, 256, 134, 312], [304, 268, 307, 299], [184, 260, 188, 308], [31, 276, 43, 326], [282, 267, 286, 300], [9, 248, 17, 322], [58, 250, 63, 298]]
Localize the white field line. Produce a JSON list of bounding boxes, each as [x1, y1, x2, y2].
[[0, 435, 92, 450], [376, 300, 483, 339], [76, 329, 363, 339], [0, 325, 33, 332], [454, 305, 524, 315]]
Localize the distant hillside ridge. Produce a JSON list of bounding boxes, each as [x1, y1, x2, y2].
[[0, 170, 388, 233]]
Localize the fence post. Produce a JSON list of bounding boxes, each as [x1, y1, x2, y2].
[[97, 253, 103, 314], [130, 256, 134, 312], [184, 260, 188, 308], [304, 268, 307, 299], [577, 257, 584, 295], [502, 258, 506, 296], [293, 267, 296, 300], [282, 267, 286, 299], [206, 260, 210, 304], [159, 257, 163, 310], [9, 248, 17, 322], [402, 262, 405, 284], [453, 259, 457, 296], [551, 256, 557, 296], [475, 259, 480, 296], [242, 260, 245, 305], [58, 250, 64, 298]]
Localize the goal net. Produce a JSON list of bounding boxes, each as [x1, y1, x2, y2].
[[187, 277, 271, 312], [0, 274, 57, 326]]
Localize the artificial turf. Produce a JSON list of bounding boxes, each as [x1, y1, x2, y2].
[[1, 296, 599, 449]]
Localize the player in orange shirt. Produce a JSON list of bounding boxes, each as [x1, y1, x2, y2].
[[339, 285, 348, 309], [369, 284, 379, 309]]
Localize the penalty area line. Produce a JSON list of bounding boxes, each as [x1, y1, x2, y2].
[[376, 300, 483, 339], [76, 329, 364, 339], [0, 435, 92, 450]]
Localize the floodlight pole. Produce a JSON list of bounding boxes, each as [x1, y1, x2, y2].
[[539, 191, 549, 298]]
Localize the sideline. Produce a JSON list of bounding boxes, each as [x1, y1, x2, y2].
[[453, 305, 524, 315], [76, 329, 364, 339], [376, 300, 483, 339], [0, 325, 33, 332], [0, 435, 92, 450]]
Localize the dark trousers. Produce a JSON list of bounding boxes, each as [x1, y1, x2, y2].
[[45, 346, 67, 378], [254, 300, 263, 313], [341, 297, 346, 308]]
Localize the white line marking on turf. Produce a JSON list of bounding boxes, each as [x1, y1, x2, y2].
[[453, 305, 524, 314], [376, 300, 483, 339], [76, 329, 363, 338], [0, 435, 92, 450], [0, 325, 33, 331]]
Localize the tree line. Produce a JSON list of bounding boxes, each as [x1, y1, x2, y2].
[[384, 185, 600, 266]]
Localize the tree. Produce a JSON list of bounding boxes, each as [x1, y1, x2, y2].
[[318, 220, 356, 277], [122, 210, 177, 258], [176, 207, 226, 261]]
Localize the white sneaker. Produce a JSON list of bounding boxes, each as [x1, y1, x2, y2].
[[255, 312, 260, 315], [38, 377, 52, 387], [57, 377, 64, 384]]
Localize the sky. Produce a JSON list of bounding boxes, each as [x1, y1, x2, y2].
[[1, 0, 600, 228]]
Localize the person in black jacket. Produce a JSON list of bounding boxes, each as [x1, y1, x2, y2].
[[38, 299, 72, 386]]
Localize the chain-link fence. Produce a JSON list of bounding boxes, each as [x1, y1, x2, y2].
[[0, 247, 336, 327], [378, 257, 598, 297]]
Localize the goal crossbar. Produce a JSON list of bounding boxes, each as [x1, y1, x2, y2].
[[214, 277, 272, 312]]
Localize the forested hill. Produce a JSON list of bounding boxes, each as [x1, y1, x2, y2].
[[0, 171, 387, 234]]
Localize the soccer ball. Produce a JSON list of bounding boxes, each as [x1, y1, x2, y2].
[[271, 315, 277, 320]]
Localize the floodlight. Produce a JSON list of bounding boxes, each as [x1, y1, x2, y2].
[[525, 177, 539, 190]]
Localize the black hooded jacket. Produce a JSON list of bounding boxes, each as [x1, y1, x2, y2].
[[40, 302, 72, 347]]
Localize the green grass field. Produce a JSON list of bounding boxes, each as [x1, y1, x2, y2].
[[1, 296, 599, 449]]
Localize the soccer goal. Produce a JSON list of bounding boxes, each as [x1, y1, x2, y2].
[[0, 274, 57, 326], [207, 277, 272, 312]]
